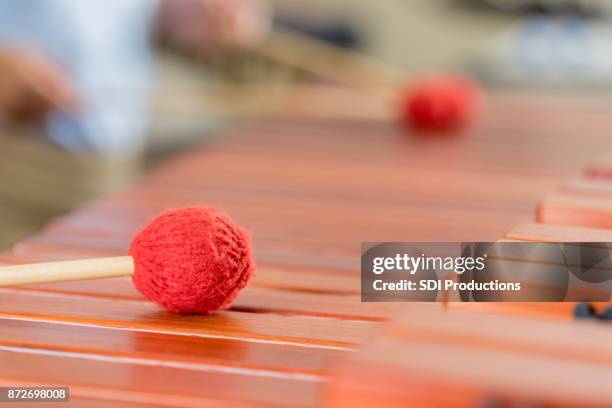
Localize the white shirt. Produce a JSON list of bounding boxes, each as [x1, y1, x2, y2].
[[0, 0, 159, 153]]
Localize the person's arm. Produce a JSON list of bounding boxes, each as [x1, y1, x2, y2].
[[155, 0, 271, 54]]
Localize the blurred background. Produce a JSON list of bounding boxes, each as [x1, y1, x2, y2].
[[2, 0, 612, 249]]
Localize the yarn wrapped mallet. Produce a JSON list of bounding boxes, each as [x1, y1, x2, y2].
[[0, 207, 255, 314], [399, 75, 480, 134]]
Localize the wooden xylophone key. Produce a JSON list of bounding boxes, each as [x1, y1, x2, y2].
[[584, 153, 612, 179], [537, 157, 612, 229], [0, 260, 381, 406], [537, 195, 612, 230], [327, 305, 612, 408], [505, 222, 612, 243], [2, 99, 612, 407], [445, 224, 612, 320]]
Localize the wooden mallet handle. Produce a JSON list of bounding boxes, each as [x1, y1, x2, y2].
[[0, 256, 134, 286]]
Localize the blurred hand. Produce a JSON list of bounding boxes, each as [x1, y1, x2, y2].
[[158, 0, 272, 52], [0, 49, 77, 123]]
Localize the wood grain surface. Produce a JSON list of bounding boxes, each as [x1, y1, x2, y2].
[[327, 306, 612, 408], [2, 88, 612, 406]]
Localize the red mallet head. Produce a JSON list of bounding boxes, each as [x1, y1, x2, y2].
[[398, 75, 480, 134], [129, 207, 254, 314]]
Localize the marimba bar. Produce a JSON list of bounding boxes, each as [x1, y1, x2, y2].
[[2, 90, 612, 406], [327, 305, 612, 408]]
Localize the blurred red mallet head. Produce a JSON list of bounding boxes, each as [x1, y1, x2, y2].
[[0, 207, 255, 315], [398, 75, 481, 134]]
